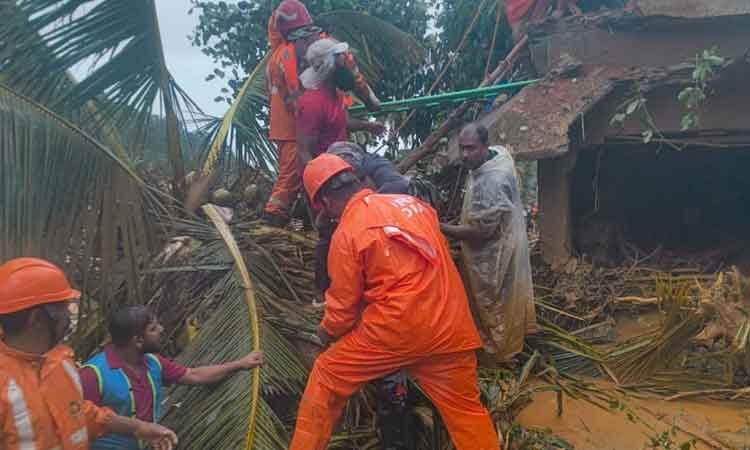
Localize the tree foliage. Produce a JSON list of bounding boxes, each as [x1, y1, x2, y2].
[[191, 0, 515, 148], [190, 0, 431, 102]]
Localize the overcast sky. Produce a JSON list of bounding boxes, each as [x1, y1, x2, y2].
[[156, 0, 236, 117]]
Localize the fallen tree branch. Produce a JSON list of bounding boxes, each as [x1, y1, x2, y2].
[[664, 387, 750, 402], [397, 35, 529, 173]]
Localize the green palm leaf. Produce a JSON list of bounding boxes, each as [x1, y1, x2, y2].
[[318, 10, 426, 86], [199, 53, 276, 178], [0, 0, 200, 199], [202, 204, 262, 449], [159, 272, 290, 450], [159, 214, 312, 450], [0, 82, 159, 347], [193, 10, 426, 184], [0, 2, 133, 162]]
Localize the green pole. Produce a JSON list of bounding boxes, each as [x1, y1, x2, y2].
[[349, 79, 538, 116]]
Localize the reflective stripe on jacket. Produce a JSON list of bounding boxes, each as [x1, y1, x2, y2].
[[0, 340, 114, 450]]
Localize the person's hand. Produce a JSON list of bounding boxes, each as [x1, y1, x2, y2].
[[134, 422, 178, 450], [366, 121, 386, 136], [237, 351, 265, 369]]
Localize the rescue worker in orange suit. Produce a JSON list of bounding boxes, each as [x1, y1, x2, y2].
[[0, 257, 178, 450], [288, 154, 501, 450], [316, 142, 412, 450], [264, 0, 381, 225]]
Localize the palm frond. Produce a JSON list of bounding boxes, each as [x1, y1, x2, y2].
[[203, 204, 262, 449], [0, 2, 133, 163], [158, 214, 313, 450], [159, 271, 289, 450], [0, 0, 202, 198], [0, 1, 76, 105], [201, 54, 274, 176], [189, 54, 276, 210], [0, 82, 160, 348], [319, 10, 426, 87]]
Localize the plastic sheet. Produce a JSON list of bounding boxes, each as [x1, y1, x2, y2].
[[460, 146, 537, 361]]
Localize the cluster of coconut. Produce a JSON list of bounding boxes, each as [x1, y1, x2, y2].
[[184, 171, 260, 207]]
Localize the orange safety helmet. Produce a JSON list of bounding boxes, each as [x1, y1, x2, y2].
[[275, 0, 314, 39], [0, 258, 80, 315], [303, 153, 354, 207]]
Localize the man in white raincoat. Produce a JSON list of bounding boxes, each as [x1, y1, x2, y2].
[[441, 123, 538, 363]]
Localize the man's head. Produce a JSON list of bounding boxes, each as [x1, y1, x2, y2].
[[0, 258, 80, 352], [300, 38, 355, 91], [303, 153, 365, 219], [108, 306, 163, 353], [459, 123, 490, 170]]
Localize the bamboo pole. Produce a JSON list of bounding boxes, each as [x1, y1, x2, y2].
[[396, 35, 529, 173]]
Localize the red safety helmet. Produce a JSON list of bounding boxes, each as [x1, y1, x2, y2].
[[275, 0, 313, 39], [303, 153, 354, 208], [0, 258, 80, 315]]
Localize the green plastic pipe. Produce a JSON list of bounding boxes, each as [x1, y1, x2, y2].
[[349, 79, 539, 116]]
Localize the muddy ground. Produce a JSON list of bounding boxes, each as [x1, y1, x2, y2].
[[518, 311, 750, 450]]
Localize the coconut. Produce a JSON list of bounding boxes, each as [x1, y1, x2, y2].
[[211, 188, 232, 206]]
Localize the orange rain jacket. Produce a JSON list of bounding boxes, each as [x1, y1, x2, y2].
[[289, 190, 499, 450], [266, 14, 302, 142], [0, 339, 114, 450], [321, 190, 482, 353]]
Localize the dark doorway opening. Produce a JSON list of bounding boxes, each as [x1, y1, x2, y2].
[[571, 143, 750, 267]]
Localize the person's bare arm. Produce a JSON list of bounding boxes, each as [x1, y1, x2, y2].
[[179, 351, 264, 385]]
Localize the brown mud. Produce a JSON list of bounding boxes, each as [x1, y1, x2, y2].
[[518, 310, 750, 449], [519, 385, 750, 450]]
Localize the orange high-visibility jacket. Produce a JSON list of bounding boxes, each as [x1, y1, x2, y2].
[[267, 39, 303, 141], [323, 189, 482, 355], [0, 340, 114, 450]]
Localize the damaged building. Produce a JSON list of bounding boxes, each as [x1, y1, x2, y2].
[[456, 0, 750, 270]]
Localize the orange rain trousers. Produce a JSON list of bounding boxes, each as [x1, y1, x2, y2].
[[265, 140, 303, 214], [290, 344, 499, 450]]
